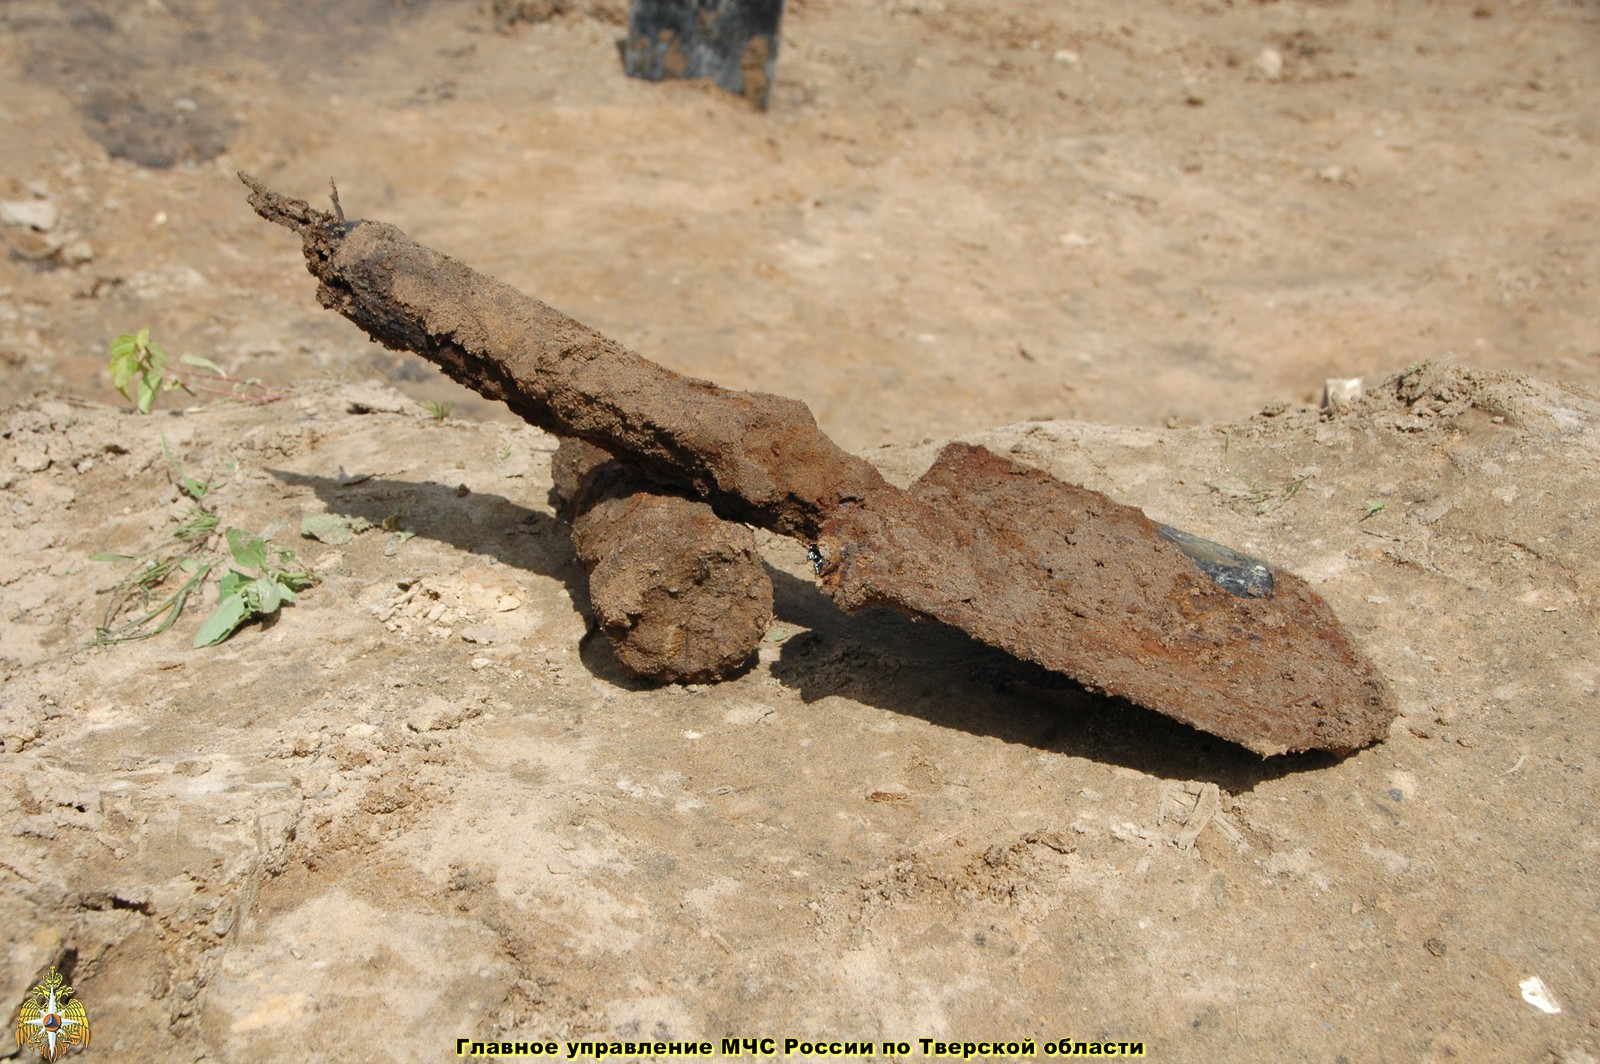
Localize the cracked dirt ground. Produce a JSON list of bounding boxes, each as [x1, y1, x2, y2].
[[1, 0, 1598, 1060]]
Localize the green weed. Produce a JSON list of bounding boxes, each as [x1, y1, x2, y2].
[[90, 445, 317, 648], [108, 326, 284, 413], [1210, 471, 1315, 517], [108, 327, 173, 414], [90, 442, 219, 644], [1211, 432, 1317, 516], [89, 556, 213, 645], [193, 530, 319, 647], [417, 398, 453, 421]]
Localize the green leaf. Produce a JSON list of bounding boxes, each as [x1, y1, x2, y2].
[[180, 353, 225, 376], [136, 370, 161, 414], [136, 326, 150, 348], [252, 576, 282, 615], [109, 335, 139, 396], [300, 513, 350, 544], [162, 436, 209, 500], [218, 569, 252, 599], [90, 551, 136, 562], [110, 361, 136, 399], [193, 593, 252, 647], [226, 529, 268, 570], [299, 512, 371, 545]]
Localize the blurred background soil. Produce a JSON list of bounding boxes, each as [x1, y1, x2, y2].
[[2, 1, 1598, 1061], [2, 0, 1596, 445]]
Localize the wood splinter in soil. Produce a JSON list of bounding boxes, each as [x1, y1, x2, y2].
[[551, 437, 773, 683], [241, 173, 1395, 756]]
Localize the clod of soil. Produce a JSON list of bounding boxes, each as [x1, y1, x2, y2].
[[551, 436, 773, 683]]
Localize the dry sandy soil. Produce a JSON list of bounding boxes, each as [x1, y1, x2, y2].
[[1, 0, 1598, 1061]]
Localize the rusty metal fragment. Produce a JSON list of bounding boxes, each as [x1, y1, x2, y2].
[[619, 0, 783, 109], [819, 444, 1392, 756], [241, 174, 1395, 756], [551, 437, 773, 683]]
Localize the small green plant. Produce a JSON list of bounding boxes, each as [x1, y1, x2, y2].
[[1211, 471, 1315, 517], [193, 530, 319, 647], [108, 327, 174, 414], [163, 437, 221, 539], [1212, 434, 1317, 516], [91, 444, 319, 648], [163, 436, 211, 499], [1360, 500, 1387, 521], [89, 442, 219, 645], [1278, 471, 1314, 505], [172, 505, 220, 541], [418, 398, 453, 421], [89, 555, 213, 645], [108, 327, 284, 413]]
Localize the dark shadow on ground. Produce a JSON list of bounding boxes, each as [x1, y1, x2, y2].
[[270, 467, 691, 695], [269, 468, 1345, 788], [759, 564, 1342, 792]]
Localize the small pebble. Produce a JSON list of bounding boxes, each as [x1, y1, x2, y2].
[[59, 238, 94, 265], [1322, 377, 1364, 411], [14, 448, 51, 473], [0, 199, 59, 231], [1253, 47, 1284, 81]]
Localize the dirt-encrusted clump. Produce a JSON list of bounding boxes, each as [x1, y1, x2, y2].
[[551, 437, 772, 682]]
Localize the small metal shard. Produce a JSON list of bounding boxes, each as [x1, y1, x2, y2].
[[1156, 524, 1275, 598]]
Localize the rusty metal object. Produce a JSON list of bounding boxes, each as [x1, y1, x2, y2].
[[552, 437, 773, 683], [241, 176, 883, 542], [241, 174, 1395, 756], [619, 0, 783, 109], [820, 444, 1390, 756]]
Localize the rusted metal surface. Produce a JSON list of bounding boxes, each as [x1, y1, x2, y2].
[[243, 174, 1395, 755], [819, 444, 1393, 755], [552, 437, 773, 683], [240, 174, 886, 542], [619, 0, 783, 109]]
